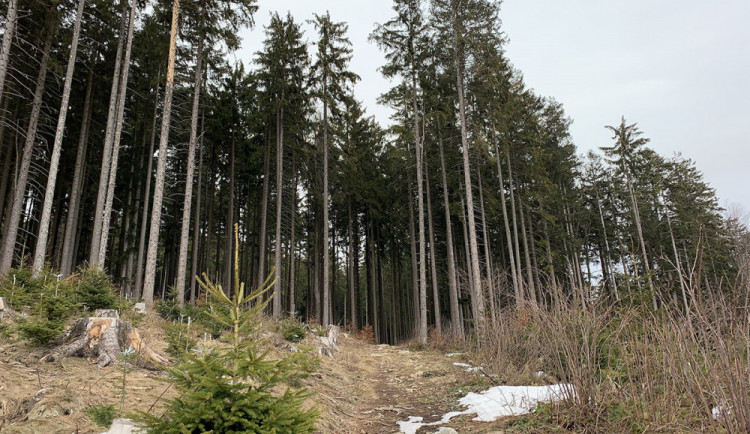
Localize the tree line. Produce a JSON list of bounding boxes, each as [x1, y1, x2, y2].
[[0, 0, 744, 344]]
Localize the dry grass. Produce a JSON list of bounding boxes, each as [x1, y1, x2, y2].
[[470, 286, 750, 432]]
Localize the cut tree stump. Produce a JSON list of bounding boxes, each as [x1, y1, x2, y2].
[[318, 325, 340, 357], [40, 314, 167, 369]]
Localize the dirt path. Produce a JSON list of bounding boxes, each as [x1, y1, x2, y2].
[[309, 337, 509, 433], [1, 317, 511, 433]]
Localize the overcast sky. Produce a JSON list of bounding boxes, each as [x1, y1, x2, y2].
[[238, 0, 750, 211]]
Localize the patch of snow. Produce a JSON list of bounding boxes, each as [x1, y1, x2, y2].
[[397, 383, 573, 433], [713, 405, 731, 420], [452, 362, 481, 372], [445, 352, 464, 357]]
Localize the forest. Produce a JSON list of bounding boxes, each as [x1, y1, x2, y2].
[[1, 0, 749, 431]]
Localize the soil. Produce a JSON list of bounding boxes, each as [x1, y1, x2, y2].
[[1, 313, 517, 433]]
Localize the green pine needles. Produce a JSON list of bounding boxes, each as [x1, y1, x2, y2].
[[138, 225, 317, 433]]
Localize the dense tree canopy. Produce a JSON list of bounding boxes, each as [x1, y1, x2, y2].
[[0, 0, 743, 343]]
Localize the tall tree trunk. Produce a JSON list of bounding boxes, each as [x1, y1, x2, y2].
[[134, 70, 160, 300], [32, 0, 86, 274], [256, 133, 270, 289], [97, 0, 137, 267], [90, 0, 127, 266], [478, 170, 496, 325], [626, 172, 656, 309], [175, 37, 203, 304], [407, 182, 419, 335], [507, 157, 524, 305], [273, 104, 284, 316], [0, 23, 54, 274], [411, 77, 428, 345], [189, 118, 204, 304], [60, 71, 93, 276], [322, 86, 330, 326], [452, 12, 484, 325], [0, 0, 18, 107], [347, 196, 357, 330], [142, 0, 180, 307], [425, 167, 441, 336], [664, 193, 688, 312], [493, 143, 521, 304], [437, 130, 461, 337], [288, 165, 297, 315], [224, 121, 235, 293], [519, 199, 536, 302], [595, 191, 618, 299]]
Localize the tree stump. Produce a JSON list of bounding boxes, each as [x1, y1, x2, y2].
[[318, 325, 340, 357], [40, 315, 167, 369]]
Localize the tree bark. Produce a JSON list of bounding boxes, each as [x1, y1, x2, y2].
[[97, 0, 137, 268], [175, 37, 203, 304], [322, 85, 330, 326], [134, 70, 159, 300], [288, 165, 297, 315], [60, 71, 94, 277], [0, 0, 18, 108], [0, 23, 54, 275], [493, 143, 521, 305], [437, 130, 461, 337], [256, 133, 270, 289], [32, 0, 87, 274], [452, 10, 485, 326], [142, 0, 180, 307], [507, 157, 524, 305], [90, 0, 127, 267], [273, 104, 284, 316], [189, 116, 204, 304], [425, 167, 441, 336]]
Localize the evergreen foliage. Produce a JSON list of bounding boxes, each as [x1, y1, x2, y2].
[[137, 226, 317, 433]]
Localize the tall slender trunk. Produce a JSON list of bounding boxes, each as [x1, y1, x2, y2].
[[507, 157, 524, 305], [0, 0, 18, 108], [595, 191, 618, 299], [0, 23, 54, 274], [411, 76, 428, 344], [32, 0, 87, 274], [452, 12, 484, 325], [225, 134, 235, 293], [60, 72, 93, 276], [142, 0, 180, 306], [273, 104, 284, 316], [189, 118, 204, 304], [407, 181, 419, 334], [664, 193, 688, 312], [626, 172, 656, 309], [175, 37, 203, 304], [134, 70, 160, 300], [256, 133, 270, 289], [288, 165, 297, 315], [519, 199, 536, 301], [347, 196, 357, 330], [322, 85, 330, 326], [478, 170, 496, 325], [0, 102, 13, 228], [90, 0, 127, 266], [425, 167, 441, 336], [98, 0, 137, 267], [493, 143, 521, 304], [437, 130, 461, 337]]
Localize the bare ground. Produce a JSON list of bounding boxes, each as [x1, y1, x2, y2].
[[1, 314, 516, 433]]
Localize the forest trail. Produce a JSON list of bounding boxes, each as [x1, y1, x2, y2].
[[310, 335, 510, 433], [0, 314, 513, 433]]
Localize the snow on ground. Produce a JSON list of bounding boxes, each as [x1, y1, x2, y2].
[[398, 383, 574, 433]]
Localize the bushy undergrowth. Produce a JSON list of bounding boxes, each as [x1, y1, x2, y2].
[[0, 266, 118, 345], [156, 289, 230, 339], [281, 318, 306, 342], [473, 290, 750, 432], [136, 226, 317, 432]]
